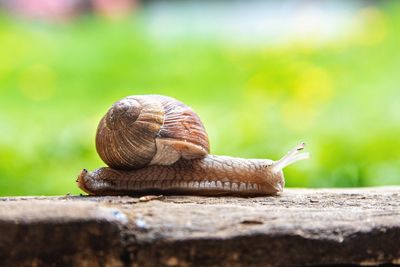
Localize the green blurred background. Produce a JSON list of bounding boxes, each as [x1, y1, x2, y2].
[[0, 0, 399, 196]]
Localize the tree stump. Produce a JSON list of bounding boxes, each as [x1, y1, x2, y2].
[[0, 187, 399, 266]]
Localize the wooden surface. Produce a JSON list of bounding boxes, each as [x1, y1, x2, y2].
[[0, 187, 400, 267]]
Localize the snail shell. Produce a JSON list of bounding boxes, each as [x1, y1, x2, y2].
[[95, 95, 209, 170]]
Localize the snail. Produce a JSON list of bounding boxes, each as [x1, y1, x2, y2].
[[77, 95, 309, 197]]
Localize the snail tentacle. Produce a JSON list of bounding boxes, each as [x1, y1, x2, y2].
[[271, 143, 310, 174]]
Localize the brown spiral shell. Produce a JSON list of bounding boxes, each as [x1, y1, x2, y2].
[[95, 95, 210, 170]]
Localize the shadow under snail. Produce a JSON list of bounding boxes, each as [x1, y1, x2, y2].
[[77, 95, 309, 197]]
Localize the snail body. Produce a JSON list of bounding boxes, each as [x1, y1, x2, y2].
[[77, 95, 309, 196], [78, 155, 281, 196]]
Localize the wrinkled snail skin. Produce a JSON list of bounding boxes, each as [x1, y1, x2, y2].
[[77, 155, 284, 197], [77, 94, 308, 197]]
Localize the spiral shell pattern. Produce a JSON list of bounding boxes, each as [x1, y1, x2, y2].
[[95, 95, 209, 170]]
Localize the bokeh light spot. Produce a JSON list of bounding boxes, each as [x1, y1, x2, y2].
[[293, 66, 334, 105], [353, 7, 387, 46]]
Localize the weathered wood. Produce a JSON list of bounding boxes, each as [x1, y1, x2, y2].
[[0, 187, 399, 267]]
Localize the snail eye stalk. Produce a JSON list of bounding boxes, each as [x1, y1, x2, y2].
[[272, 143, 309, 174]]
